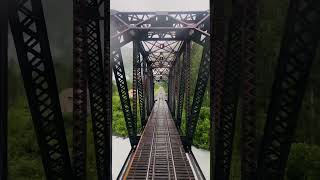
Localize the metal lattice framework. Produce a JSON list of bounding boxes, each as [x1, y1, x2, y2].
[[173, 54, 182, 126], [241, 0, 258, 179], [211, 0, 229, 179], [210, 1, 258, 180], [112, 49, 137, 146], [72, 0, 88, 178], [212, 0, 247, 179], [186, 44, 210, 150], [184, 41, 192, 137], [186, 10, 211, 150], [110, 10, 210, 147], [86, 1, 110, 179], [103, 1, 112, 179], [136, 44, 146, 127], [73, 0, 111, 179], [1, 1, 319, 179], [132, 41, 138, 140], [176, 45, 187, 128], [110, 10, 210, 178], [257, 0, 320, 179], [9, 0, 73, 179]]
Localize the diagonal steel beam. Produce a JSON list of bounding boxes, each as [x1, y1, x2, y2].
[[84, 0, 111, 179], [9, 0, 73, 179], [257, 1, 320, 179], [112, 49, 137, 146], [185, 8, 211, 152], [110, 2, 138, 147], [186, 44, 210, 151]]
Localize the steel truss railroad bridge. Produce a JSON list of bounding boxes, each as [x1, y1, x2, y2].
[[0, 0, 320, 180]]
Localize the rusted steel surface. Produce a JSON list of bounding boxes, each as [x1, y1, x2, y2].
[[125, 90, 195, 179]]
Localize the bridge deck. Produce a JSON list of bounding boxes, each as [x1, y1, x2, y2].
[[125, 91, 195, 179]]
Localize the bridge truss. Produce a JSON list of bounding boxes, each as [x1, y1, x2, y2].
[[0, 0, 319, 180], [111, 9, 210, 179]]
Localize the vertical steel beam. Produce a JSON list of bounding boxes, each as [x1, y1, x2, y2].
[[132, 41, 138, 131], [0, 0, 8, 179], [257, 1, 320, 179], [170, 68, 176, 116], [240, 0, 257, 179], [212, 0, 247, 178], [73, 0, 88, 178], [211, 0, 229, 179], [143, 61, 150, 121], [214, 0, 244, 175], [171, 64, 177, 117], [149, 68, 154, 114], [85, 0, 110, 179], [168, 69, 173, 112], [171, 65, 176, 118], [136, 49, 146, 128], [9, 0, 73, 179], [176, 54, 185, 128], [104, 0, 112, 178], [176, 45, 190, 129], [150, 73, 155, 111], [174, 55, 181, 123], [139, 45, 151, 118], [145, 69, 151, 116], [184, 41, 191, 133], [145, 66, 151, 117]]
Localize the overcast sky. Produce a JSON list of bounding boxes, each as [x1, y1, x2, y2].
[[111, 0, 209, 11]]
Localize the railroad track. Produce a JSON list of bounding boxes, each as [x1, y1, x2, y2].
[[125, 91, 195, 179]]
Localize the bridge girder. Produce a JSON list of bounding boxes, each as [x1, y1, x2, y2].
[[72, 0, 89, 178], [9, 0, 73, 179], [211, 1, 258, 180], [113, 11, 209, 26], [103, 1, 112, 179], [84, 0, 111, 179], [110, 10, 210, 49], [1, 1, 318, 179], [110, 13, 211, 168], [257, 1, 320, 179], [241, 0, 258, 179]]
